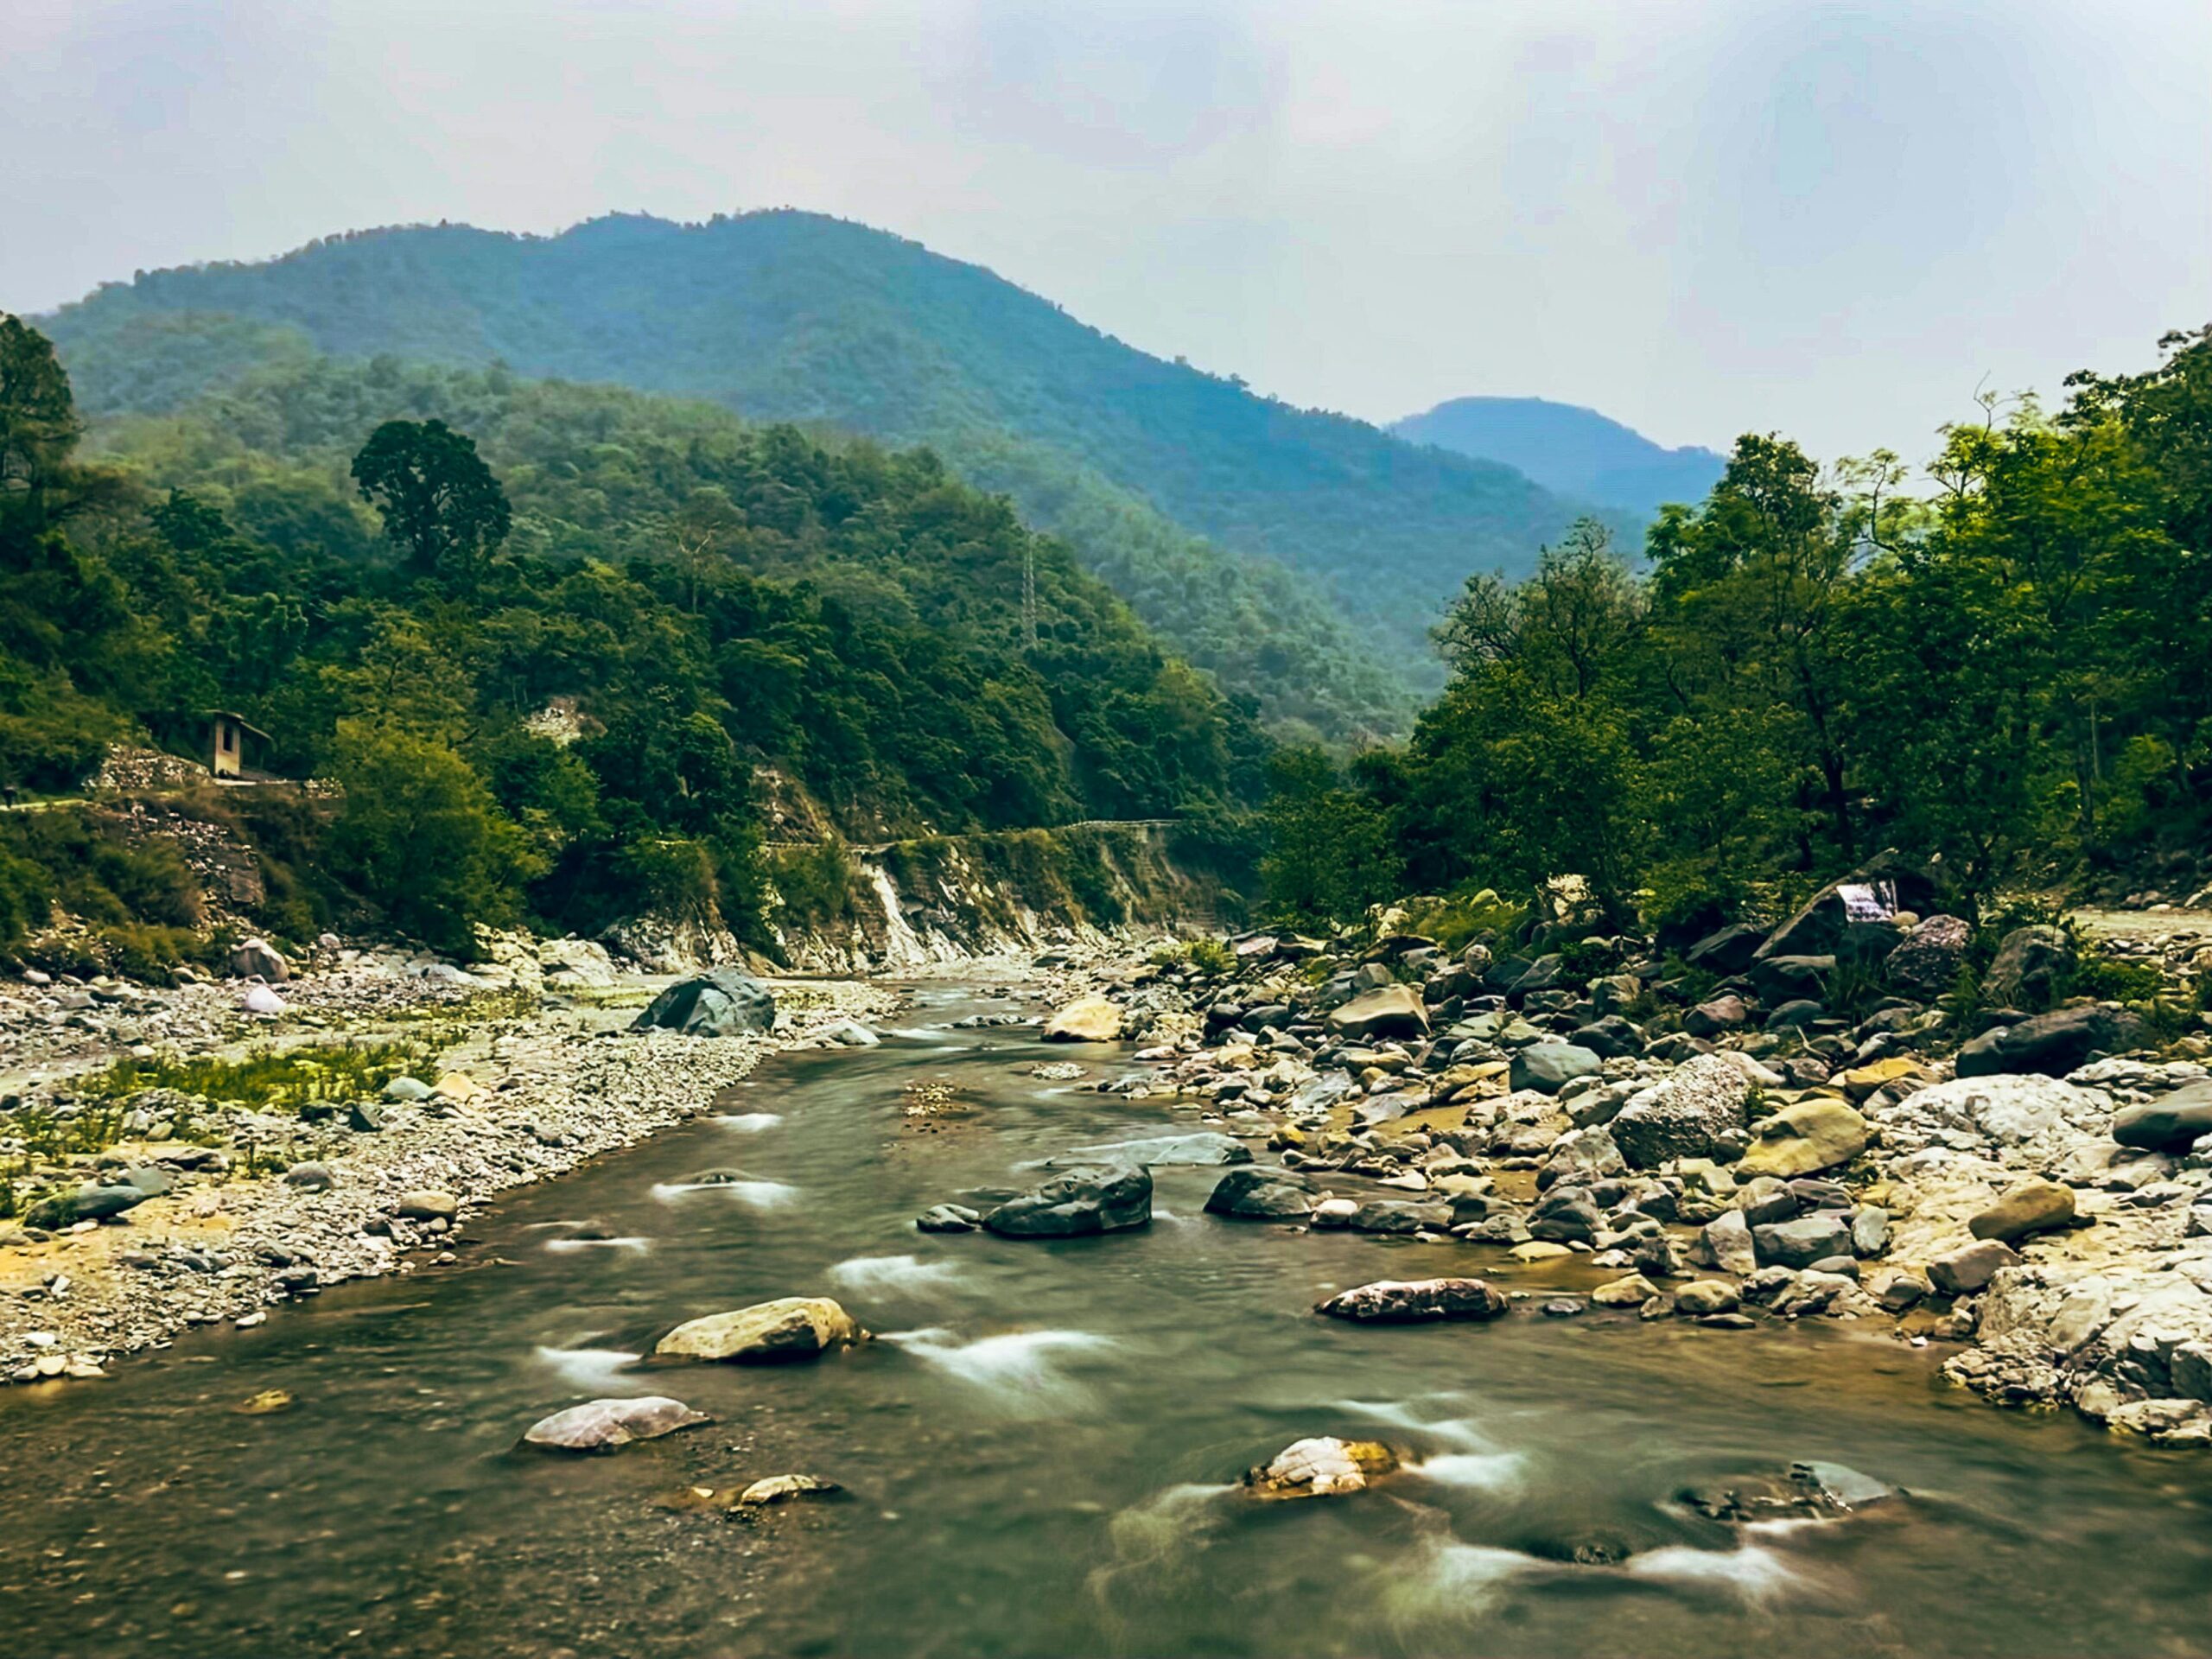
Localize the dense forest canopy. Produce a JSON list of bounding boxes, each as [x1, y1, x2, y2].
[[1268, 326, 2212, 935], [0, 315, 1267, 959], [41, 212, 1620, 738]]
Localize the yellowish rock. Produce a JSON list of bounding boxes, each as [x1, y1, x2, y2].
[[655, 1297, 864, 1363], [1591, 1274, 1657, 1307], [1510, 1240, 1573, 1263], [1736, 1098, 1871, 1179], [1044, 996, 1125, 1042], [1834, 1057, 1928, 1102], [432, 1071, 486, 1103], [1243, 1437, 1400, 1499]]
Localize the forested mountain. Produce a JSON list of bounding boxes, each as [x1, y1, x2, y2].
[[41, 212, 1606, 731], [1393, 396, 1725, 519], [1273, 326, 2212, 935], [0, 316, 1266, 961]]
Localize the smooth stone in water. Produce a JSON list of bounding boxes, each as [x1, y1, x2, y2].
[[523, 1395, 710, 1452], [1203, 1166, 1314, 1221], [1042, 996, 1124, 1042]]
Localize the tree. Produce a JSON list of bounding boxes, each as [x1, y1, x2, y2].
[[326, 721, 543, 956], [350, 418, 511, 583], [0, 315, 90, 541], [1258, 745, 1399, 928]]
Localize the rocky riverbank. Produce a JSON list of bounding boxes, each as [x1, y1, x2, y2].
[[0, 950, 897, 1384], [1025, 870, 2212, 1446]]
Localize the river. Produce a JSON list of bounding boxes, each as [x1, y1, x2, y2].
[[5, 985, 2212, 1656]]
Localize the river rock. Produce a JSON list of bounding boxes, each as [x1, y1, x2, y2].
[[523, 1395, 710, 1452], [1591, 1274, 1657, 1308], [24, 1179, 153, 1230], [983, 1165, 1152, 1236], [383, 1075, 434, 1102], [1325, 983, 1429, 1042], [1510, 1042, 1603, 1096], [1970, 1179, 2076, 1243], [737, 1473, 842, 1506], [1675, 1280, 1742, 1315], [1310, 1198, 1360, 1229], [1683, 1460, 1899, 1522], [1735, 1099, 1869, 1179], [1685, 922, 1766, 976], [1204, 1166, 1314, 1220], [631, 969, 777, 1038], [1753, 1213, 1853, 1269], [1928, 1239, 2022, 1295], [1539, 1125, 1624, 1189], [1884, 914, 1972, 1000], [656, 1296, 863, 1362], [819, 1020, 880, 1047], [1317, 1276, 1510, 1323], [1984, 925, 2076, 1009], [1956, 1006, 2145, 1078], [1046, 1133, 1251, 1168], [1349, 1199, 1452, 1235], [1611, 1055, 1752, 1167], [240, 983, 286, 1015], [915, 1203, 981, 1232], [229, 938, 290, 982], [1043, 996, 1124, 1042], [395, 1189, 459, 1223], [1872, 1073, 2113, 1160], [1243, 1436, 1399, 1499], [1700, 1210, 1758, 1275], [1684, 995, 1751, 1039], [2112, 1083, 2212, 1153]]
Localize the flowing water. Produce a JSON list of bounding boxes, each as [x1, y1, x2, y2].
[[7, 985, 2212, 1657]]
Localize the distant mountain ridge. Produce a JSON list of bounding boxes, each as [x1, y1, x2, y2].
[[1392, 396, 1725, 519], [40, 211, 1614, 734]]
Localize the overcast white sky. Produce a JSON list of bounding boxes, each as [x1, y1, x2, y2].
[[8, 0, 2209, 459]]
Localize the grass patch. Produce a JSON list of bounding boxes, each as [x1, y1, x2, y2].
[[80, 1039, 442, 1113]]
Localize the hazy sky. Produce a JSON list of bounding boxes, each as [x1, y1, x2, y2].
[[9, 0, 2209, 459]]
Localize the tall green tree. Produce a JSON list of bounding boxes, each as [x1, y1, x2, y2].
[[350, 418, 512, 583]]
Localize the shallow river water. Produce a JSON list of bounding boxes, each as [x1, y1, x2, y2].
[[7, 986, 2212, 1657]]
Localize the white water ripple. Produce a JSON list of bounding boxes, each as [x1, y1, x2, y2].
[[828, 1254, 965, 1296], [711, 1112, 784, 1133], [650, 1179, 798, 1208]]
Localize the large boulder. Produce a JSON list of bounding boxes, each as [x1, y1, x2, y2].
[[1749, 955, 1834, 1007], [25, 1179, 155, 1230], [655, 1297, 863, 1362], [1684, 995, 1751, 1039], [229, 937, 290, 982], [1883, 914, 1972, 1001], [1870, 1073, 2113, 1162], [1243, 1437, 1399, 1499], [1610, 1055, 1752, 1168], [1510, 1042, 1603, 1096], [1700, 1210, 1758, 1275], [522, 1396, 709, 1452], [1043, 996, 1125, 1042], [2112, 1082, 2212, 1153], [1735, 1099, 1869, 1179], [1753, 852, 1944, 962], [1684, 922, 1766, 976], [1317, 1277, 1509, 1323], [1324, 983, 1429, 1042], [1956, 1006, 2145, 1078], [1983, 925, 2076, 1011], [1204, 1166, 1315, 1221], [1927, 1239, 2021, 1295], [631, 969, 777, 1037], [983, 1165, 1152, 1236]]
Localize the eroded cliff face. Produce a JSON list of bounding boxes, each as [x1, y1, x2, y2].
[[767, 823, 1231, 973]]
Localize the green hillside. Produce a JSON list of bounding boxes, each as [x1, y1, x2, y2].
[[1393, 396, 1726, 519], [41, 212, 1607, 730], [0, 317, 1266, 962]]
